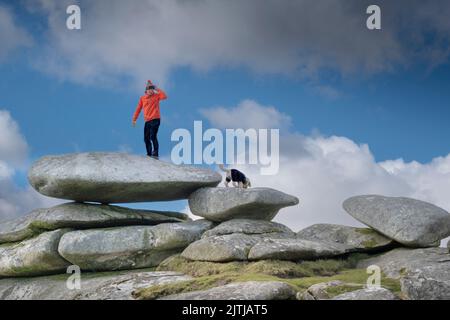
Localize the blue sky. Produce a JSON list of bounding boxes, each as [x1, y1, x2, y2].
[[3, 53, 450, 164], [1, 0, 450, 228]]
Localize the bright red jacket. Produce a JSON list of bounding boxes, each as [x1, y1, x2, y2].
[[132, 89, 167, 122]]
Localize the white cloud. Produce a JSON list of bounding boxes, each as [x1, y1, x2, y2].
[[0, 180, 63, 221], [0, 161, 14, 180], [201, 101, 450, 247], [0, 5, 32, 62], [0, 110, 64, 222], [0, 110, 29, 167], [379, 156, 450, 210], [23, 0, 450, 90], [200, 99, 291, 130]]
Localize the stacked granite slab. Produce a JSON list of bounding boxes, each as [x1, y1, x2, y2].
[[2, 151, 450, 300], [0, 152, 221, 277], [181, 188, 396, 262], [183, 192, 450, 267], [342, 195, 450, 248], [342, 195, 450, 300], [296, 195, 450, 301]]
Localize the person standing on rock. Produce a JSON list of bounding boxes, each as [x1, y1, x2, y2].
[[132, 80, 167, 159]]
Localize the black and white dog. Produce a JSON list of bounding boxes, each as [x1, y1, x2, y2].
[[218, 164, 251, 188]]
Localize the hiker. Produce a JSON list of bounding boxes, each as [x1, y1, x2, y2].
[[132, 80, 167, 159]]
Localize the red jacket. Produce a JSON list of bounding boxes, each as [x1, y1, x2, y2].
[[132, 89, 167, 122]]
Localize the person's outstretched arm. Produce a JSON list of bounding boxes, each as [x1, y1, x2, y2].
[[132, 97, 143, 126]]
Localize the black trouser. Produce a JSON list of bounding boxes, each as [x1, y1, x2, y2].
[[144, 119, 160, 157]]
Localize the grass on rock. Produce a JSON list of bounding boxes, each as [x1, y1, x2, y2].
[[133, 253, 401, 300]]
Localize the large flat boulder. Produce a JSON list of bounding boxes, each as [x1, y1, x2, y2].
[[247, 238, 347, 261], [182, 233, 267, 262], [159, 281, 296, 300], [28, 152, 222, 203], [58, 220, 214, 271], [182, 231, 345, 262], [202, 219, 295, 238], [297, 224, 394, 253], [343, 195, 450, 247], [357, 248, 450, 300], [188, 187, 299, 222], [0, 229, 70, 277], [0, 202, 189, 244], [0, 270, 191, 300]]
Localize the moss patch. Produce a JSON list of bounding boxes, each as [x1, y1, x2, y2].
[[323, 284, 364, 297], [355, 228, 377, 236], [134, 266, 401, 300], [361, 239, 378, 248], [290, 268, 401, 296], [133, 274, 234, 300], [354, 228, 392, 249], [132, 253, 400, 300], [133, 272, 288, 300], [157, 254, 243, 277], [156, 254, 369, 279]]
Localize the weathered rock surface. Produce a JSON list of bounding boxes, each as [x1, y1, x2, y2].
[[358, 247, 450, 300], [401, 272, 450, 300], [247, 238, 347, 261], [58, 220, 214, 271], [182, 231, 346, 262], [0, 202, 188, 244], [182, 231, 295, 262], [0, 229, 70, 277], [297, 281, 346, 300], [297, 224, 394, 253], [332, 287, 397, 300], [159, 281, 296, 300], [182, 233, 267, 262], [343, 195, 450, 247], [28, 152, 222, 203], [0, 270, 191, 300], [202, 219, 295, 238], [189, 187, 299, 222]]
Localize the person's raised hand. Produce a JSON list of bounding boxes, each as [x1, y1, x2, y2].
[[132, 120, 136, 127]]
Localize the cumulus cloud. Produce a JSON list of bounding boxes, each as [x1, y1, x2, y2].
[[0, 110, 63, 222], [0, 5, 32, 62], [201, 101, 450, 247], [0, 110, 29, 167], [200, 99, 291, 130], [24, 0, 450, 89]]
